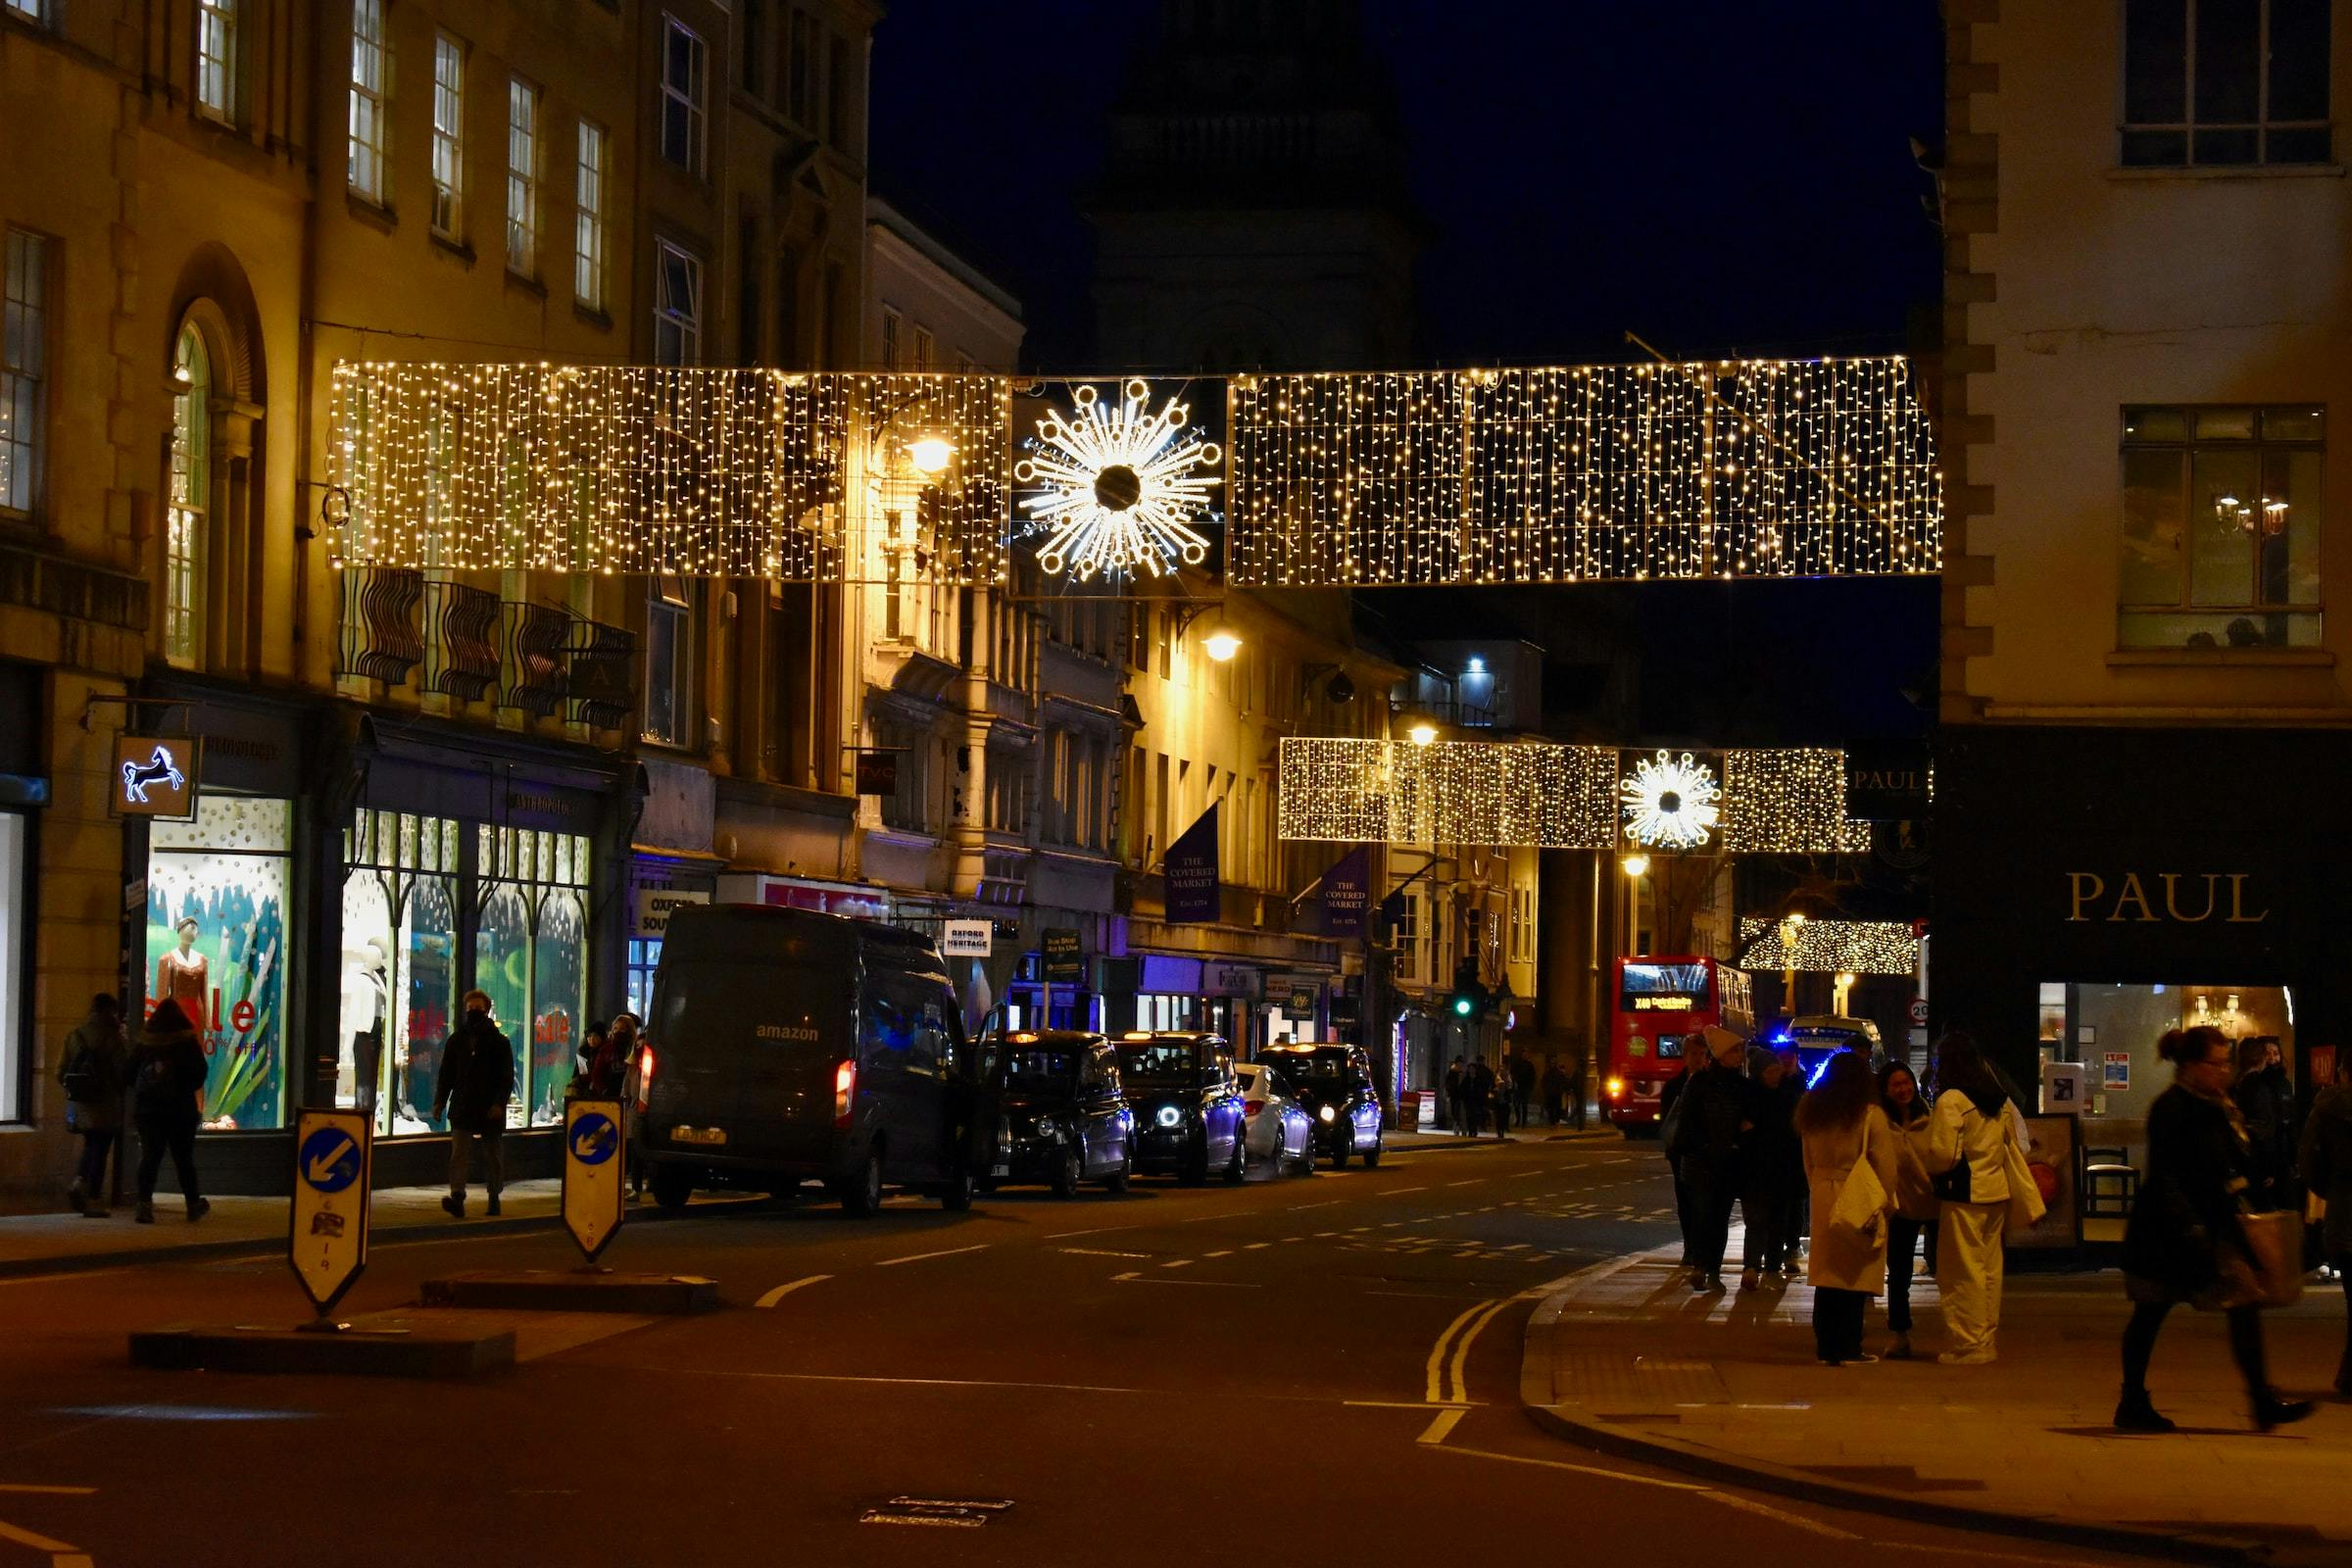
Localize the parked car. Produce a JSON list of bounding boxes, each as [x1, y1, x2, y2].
[[1113, 1031, 1247, 1185], [636, 905, 978, 1216], [975, 1029, 1136, 1198], [1258, 1043, 1385, 1168], [1234, 1060, 1316, 1177]]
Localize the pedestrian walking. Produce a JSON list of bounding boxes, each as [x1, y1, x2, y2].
[[434, 989, 514, 1218], [1927, 1030, 2026, 1364], [1468, 1056, 1499, 1140], [1668, 1026, 1750, 1293], [1542, 1057, 1570, 1127], [2230, 1035, 2298, 1211], [1510, 1049, 1536, 1130], [125, 1000, 209, 1225], [1659, 1068, 1694, 1268], [1445, 1056, 1469, 1136], [1738, 1050, 1796, 1290], [609, 1013, 649, 1200], [1796, 1052, 1899, 1366], [2118, 1025, 2316, 1432], [59, 994, 129, 1217], [2296, 1061, 2352, 1396], [1879, 1061, 1939, 1359]]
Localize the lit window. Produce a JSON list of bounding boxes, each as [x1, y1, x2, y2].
[[2122, 0, 2331, 167], [167, 325, 211, 668], [653, 239, 701, 366], [347, 0, 388, 202], [573, 120, 608, 312], [430, 33, 465, 238], [506, 77, 539, 274], [5, 0, 48, 25], [659, 16, 707, 176], [2118, 405, 2323, 649], [196, 0, 237, 122], [1, 228, 48, 515]]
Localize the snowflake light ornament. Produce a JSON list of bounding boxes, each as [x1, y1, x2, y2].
[[1619, 750, 1722, 851], [1017, 379, 1222, 581]]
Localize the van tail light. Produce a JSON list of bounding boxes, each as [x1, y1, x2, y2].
[[1244, 1100, 1262, 1117], [635, 1044, 657, 1113], [833, 1059, 857, 1129]]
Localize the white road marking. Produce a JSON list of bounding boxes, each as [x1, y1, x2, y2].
[[0, 1518, 77, 1555], [1417, 1441, 1708, 1491], [1158, 1258, 1194, 1269], [1044, 1225, 1136, 1240], [1446, 1179, 1486, 1188], [1383, 1185, 1428, 1196], [0, 1488, 93, 1497], [1243, 1242, 1271, 1250], [1202, 1250, 1233, 1258], [1110, 1271, 1259, 1290], [1057, 1248, 1150, 1259], [755, 1275, 832, 1308], [876, 1244, 990, 1268], [1700, 1490, 1862, 1541], [672, 1367, 1138, 1395]]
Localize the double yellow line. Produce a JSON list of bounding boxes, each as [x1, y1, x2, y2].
[[1416, 1295, 1512, 1443]]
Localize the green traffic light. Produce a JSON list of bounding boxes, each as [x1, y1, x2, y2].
[[1452, 996, 1474, 1016]]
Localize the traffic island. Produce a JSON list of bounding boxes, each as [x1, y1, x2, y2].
[[420, 1270, 720, 1314], [129, 1312, 516, 1379]]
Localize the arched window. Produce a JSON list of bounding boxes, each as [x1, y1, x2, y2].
[[166, 324, 211, 667]]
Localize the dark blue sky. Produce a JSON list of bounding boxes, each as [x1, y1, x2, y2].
[[868, 2, 1946, 743], [869, 1, 1945, 368]]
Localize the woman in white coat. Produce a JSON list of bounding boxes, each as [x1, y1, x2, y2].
[[1927, 1031, 2028, 1365], [1796, 1052, 1902, 1366]]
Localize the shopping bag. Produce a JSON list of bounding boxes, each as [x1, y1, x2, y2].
[[1831, 1152, 1887, 1242], [2236, 1209, 2304, 1308]]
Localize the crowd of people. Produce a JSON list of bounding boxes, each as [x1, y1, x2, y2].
[[1656, 1021, 2351, 1433]]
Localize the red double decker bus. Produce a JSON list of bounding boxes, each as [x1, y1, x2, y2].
[[1600, 956, 1754, 1132]]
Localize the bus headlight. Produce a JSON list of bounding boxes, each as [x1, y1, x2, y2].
[[1604, 1076, 1626, 1099]]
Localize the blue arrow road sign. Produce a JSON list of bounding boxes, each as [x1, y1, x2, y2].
[[569, 1111, 618, 1166], [299, 1127, 362, 1193]]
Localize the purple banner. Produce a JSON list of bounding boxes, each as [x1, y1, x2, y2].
[[1323, 845, 1371, 938], [1164, 805, 1220, 923]]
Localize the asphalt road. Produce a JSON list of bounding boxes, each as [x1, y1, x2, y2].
[[0, 1137, 2141, 1568]]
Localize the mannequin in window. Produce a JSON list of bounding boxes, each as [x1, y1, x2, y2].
[[348, 938, 390, 1119], [154, 917, 210, 1043]]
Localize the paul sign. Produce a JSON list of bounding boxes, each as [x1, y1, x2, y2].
[[2065, 871, 2268, 925]]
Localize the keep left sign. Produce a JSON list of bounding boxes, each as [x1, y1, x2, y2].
[[289, 1107, 372, 1315]]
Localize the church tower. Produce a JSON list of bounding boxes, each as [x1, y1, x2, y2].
[[1090, 0, 1423, 371]]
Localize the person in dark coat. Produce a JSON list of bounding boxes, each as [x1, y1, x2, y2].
[[2297, 1064, 2352, 1396], [1467, 1056, 1499, 1140], [1509, 1049, 1536, 1130], [1668, 1026, 1750, 1292], [2118, 1026, 2313, 1433], [1737, 1050, 1797, 1290], [2230, 1035, 2298, 1211], [1659, 1068, 1694, 1267], [1542, 1058, 1570, 1127], [1772, 1049, 1809, 1270], [125, 1000, 210, 1225], [1445, 1057, 1468, 1136], [60, 993, 130, 1217], [434, 989, 515, 1218]]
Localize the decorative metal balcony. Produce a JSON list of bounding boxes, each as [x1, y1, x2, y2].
[[565, 619, 636, 730], [336, 565, 424, 686], [500, 601, 569, 717], [423, 579, 501, 702]]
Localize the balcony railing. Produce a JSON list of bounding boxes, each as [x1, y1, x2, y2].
[[423, 579, 501, 702], [565, 619, 635, 730], [337, 565, 424, 685], [500, 601, 569, 718]]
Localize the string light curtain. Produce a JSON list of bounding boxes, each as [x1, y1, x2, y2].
[[1226, 358, 1940, 586], [1736, 917, 1919, 976], [327, 363, 1012, 582], [1279, 738, 1873, 852]]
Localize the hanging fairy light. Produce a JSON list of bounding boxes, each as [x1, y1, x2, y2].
[[1735, 918, 1919, 976], [1016, 379, 1221, 581], [1619, 750, 1722, 850]]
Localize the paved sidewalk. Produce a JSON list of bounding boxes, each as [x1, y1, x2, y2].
[[1388, 1125, 1618, 1152], [0, 1180, 745, 1279], [1521, 1237, 2352, 1564]]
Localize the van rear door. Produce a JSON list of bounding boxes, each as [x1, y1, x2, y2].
[[726, 961, 855, 1168]]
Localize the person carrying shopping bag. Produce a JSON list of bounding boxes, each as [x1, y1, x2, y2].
[[1795, 1052, 1901, 1365], [1926, 1031, 2030, 1364]]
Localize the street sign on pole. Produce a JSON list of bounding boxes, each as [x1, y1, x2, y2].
[[289, 1107, 372, 1317], [563, 1097, 626, 1264]]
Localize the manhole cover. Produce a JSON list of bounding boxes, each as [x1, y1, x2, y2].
[[860, 1497, 1014, 1529]]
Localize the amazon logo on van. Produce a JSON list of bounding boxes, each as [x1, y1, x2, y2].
[[756, 1023, 821, 1042]]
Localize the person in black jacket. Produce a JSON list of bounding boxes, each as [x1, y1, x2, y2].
[[434, 989, 515, 1218], [2230, 1035, 2298, 1211], [1669, 1026, 1751, 1292], [1736, 1050, 1797, 1290], [2118, 1026, 2314, 1433], [126, 1000, 210, 1225]]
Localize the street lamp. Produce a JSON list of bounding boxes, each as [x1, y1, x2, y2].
[[1619, 852, 1649, 879], [906, 435, 956, 476], [1406, 719, 1438, 747], [1200, 623, 1242, 662]]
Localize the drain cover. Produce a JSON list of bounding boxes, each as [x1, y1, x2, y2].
[[860, 1497, 1014, 1529]]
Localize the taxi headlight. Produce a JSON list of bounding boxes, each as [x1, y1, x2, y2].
[[1318, 1104, 1337, 1124], [1156, 1104, 1183, 1129]]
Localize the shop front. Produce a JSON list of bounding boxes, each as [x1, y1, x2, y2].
[[1936, 724, 2352, 1167], [626, 760, 722, 1019]]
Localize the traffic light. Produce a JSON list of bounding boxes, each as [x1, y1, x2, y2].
[[1447, 958, 1490, 1021]]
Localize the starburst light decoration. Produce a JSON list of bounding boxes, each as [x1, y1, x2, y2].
[[1619, 751, 1723, 850], [1017, 379, 1222, 581]]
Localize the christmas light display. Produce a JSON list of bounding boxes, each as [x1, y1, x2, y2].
[[1225, 358, 1939, 586], [326, 363, 1012, 581], [1736, 918, 1919, 976], [1017, 379, 1221, 581], [1619, 750, 1722, 850], [1280, 739, 1873, 852]]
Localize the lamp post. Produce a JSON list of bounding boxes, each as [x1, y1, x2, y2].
[[1778, 911, 1808, 1017]]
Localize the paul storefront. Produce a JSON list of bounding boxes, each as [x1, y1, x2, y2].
[[1935, 725, 2352, 1160]]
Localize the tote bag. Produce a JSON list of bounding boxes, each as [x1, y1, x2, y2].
[[1830, 1138, 1888, 1242]]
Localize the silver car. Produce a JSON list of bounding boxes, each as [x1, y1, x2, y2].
[[1234, 1061, 1316, 1177]]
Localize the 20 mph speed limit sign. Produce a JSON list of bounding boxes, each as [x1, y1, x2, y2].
[[289, 1107, 372, 1315]]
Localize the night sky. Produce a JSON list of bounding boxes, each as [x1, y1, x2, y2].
[[869, 1, 1945, 743]]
